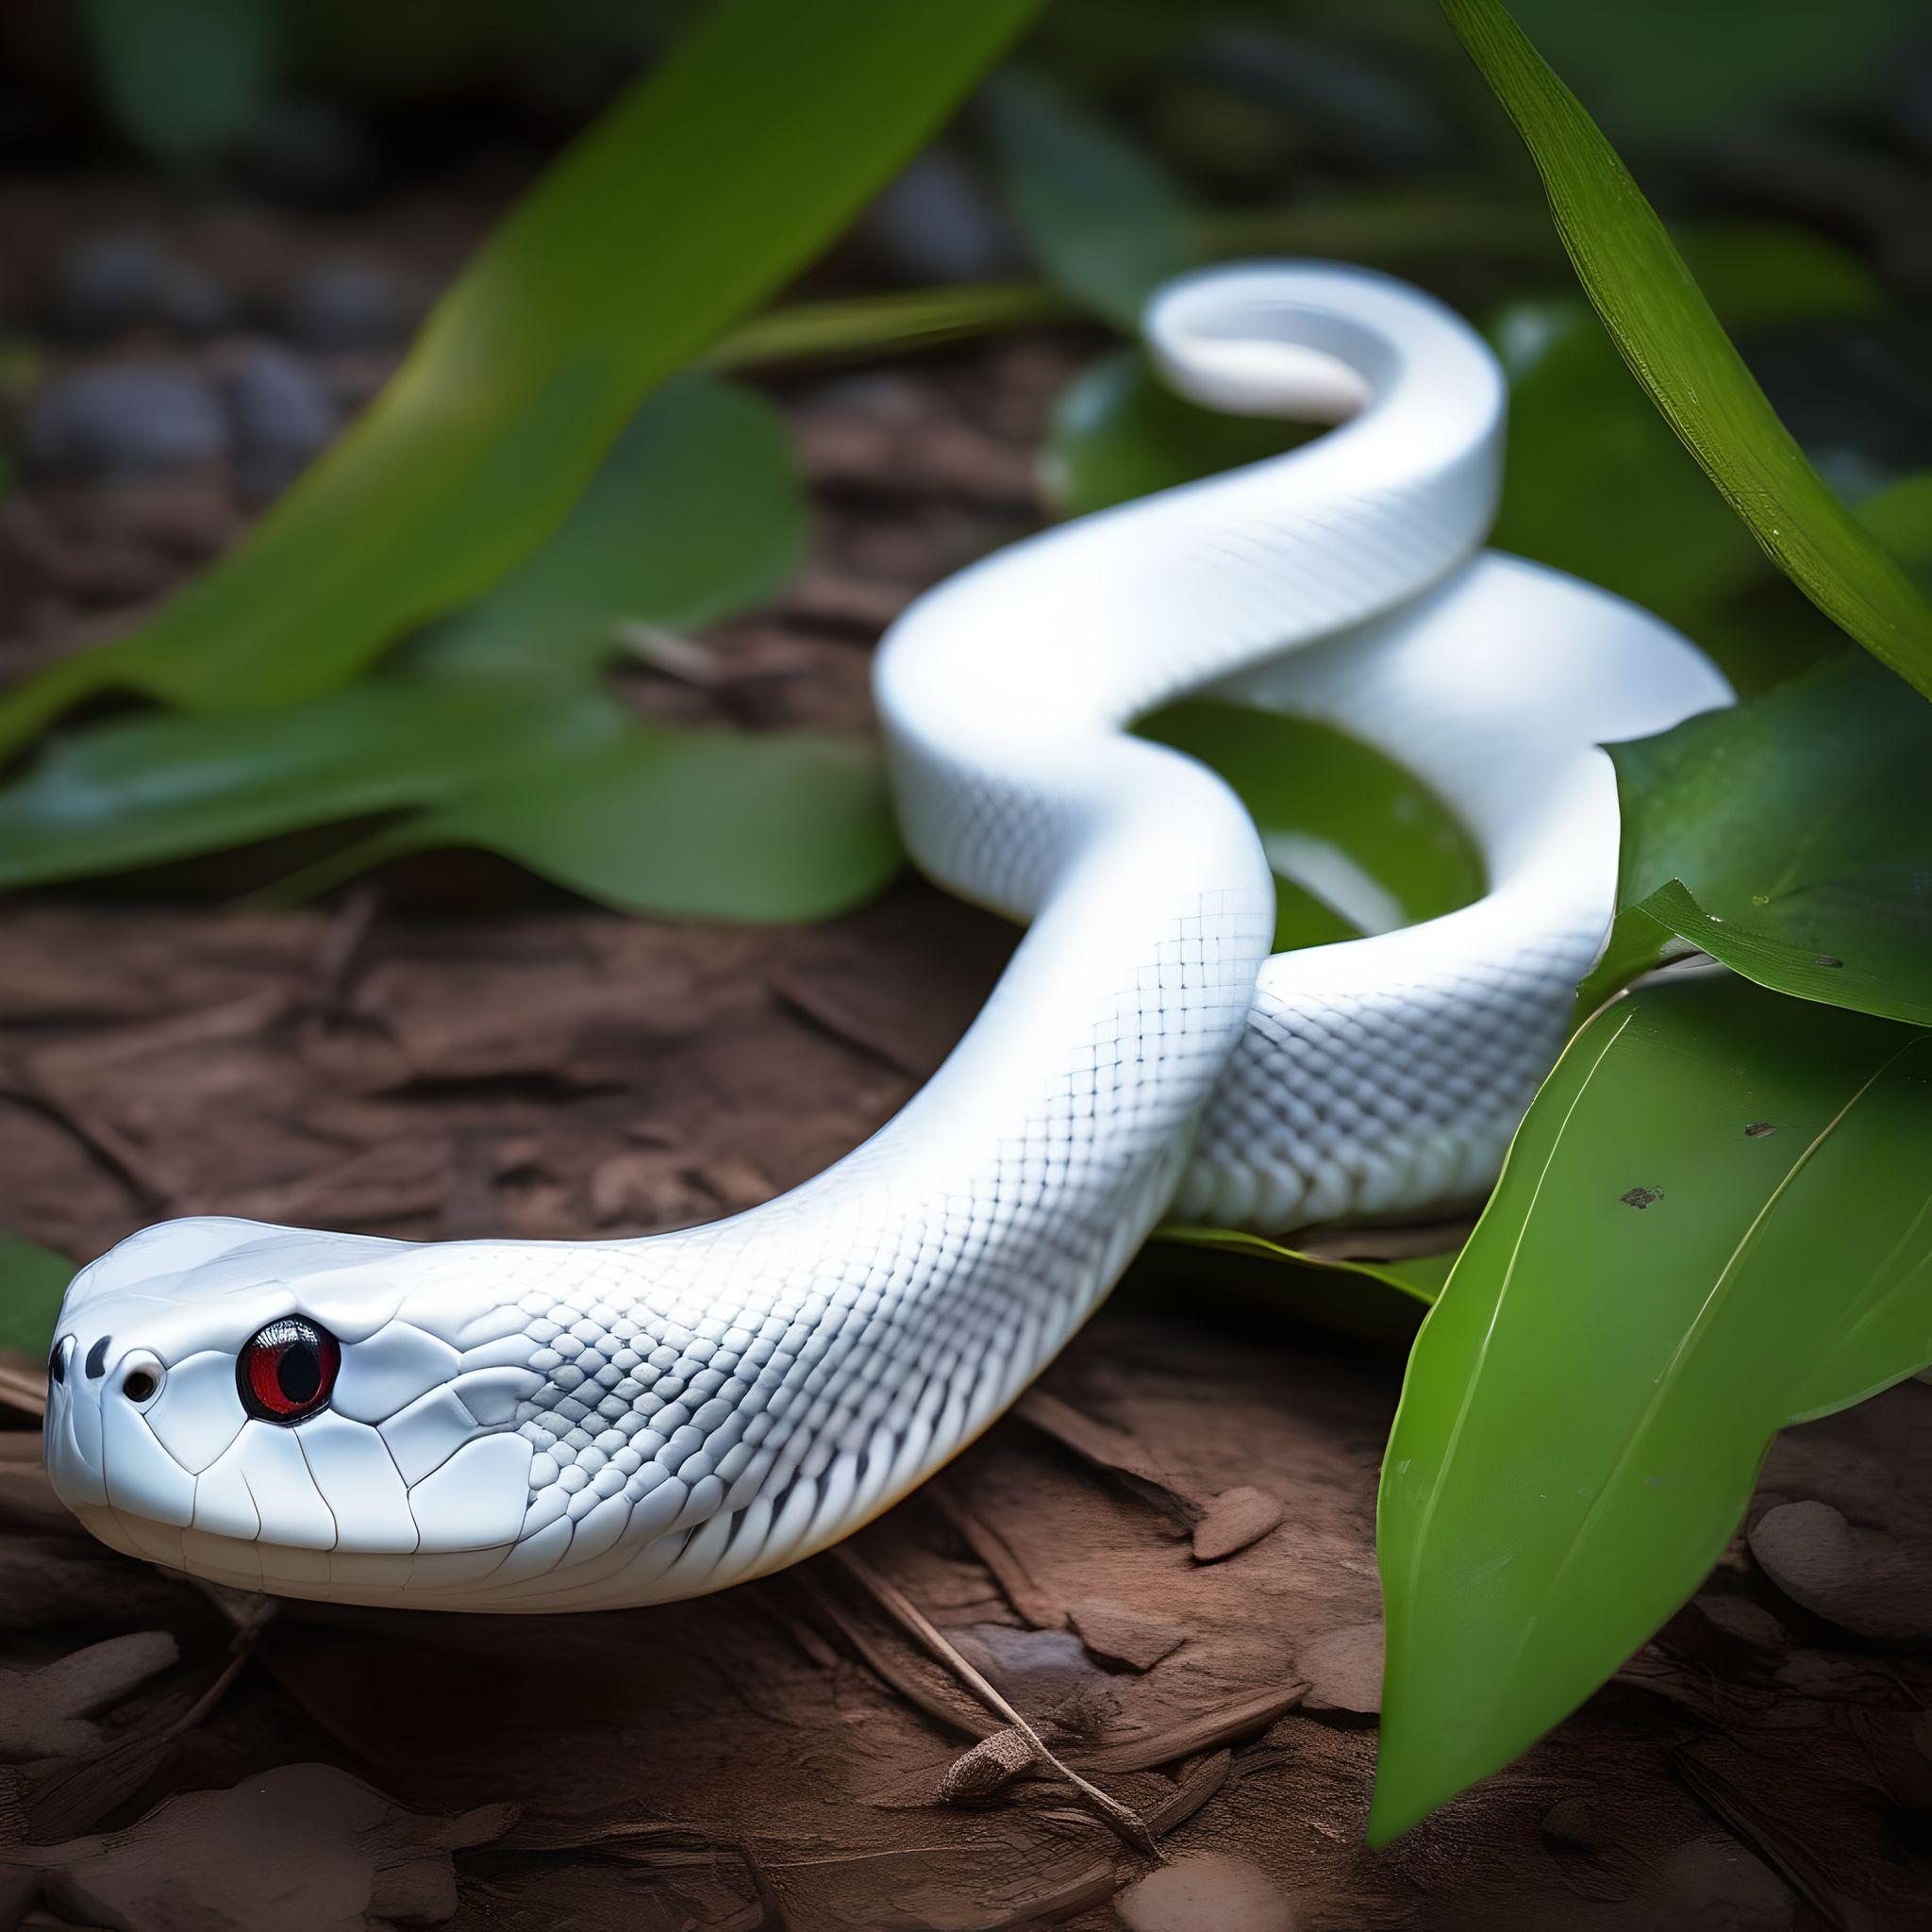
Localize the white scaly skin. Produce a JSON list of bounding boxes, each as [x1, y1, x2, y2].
[[43, 264, 1731, 1610]]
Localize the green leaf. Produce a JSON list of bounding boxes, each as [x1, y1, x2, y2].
[[1137, 701, 1485, 953], [1578, 654, 1932, 1025], [0, 0, 1042, 755], [81, 0, 283, 163], [0, 376, 804, 896], [1373, 973, 1932, 1843], [1154, 1224, 1455, 1307], [1441, 0, 1932, 699], [1042, 349, 1311, 519], [329, 724, 903, 924], [413, 374, 806, 675], [0, 1232, 74, 1355], [984, 71, 1194, 330]]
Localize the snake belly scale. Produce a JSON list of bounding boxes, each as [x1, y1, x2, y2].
[[43, 264, 1731, 1609]]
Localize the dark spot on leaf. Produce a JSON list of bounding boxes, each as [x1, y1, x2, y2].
[[1621, 1187, 1663, 1210], [1814, 955, 1843, 969], [1744, 1121, 1777, 1138]]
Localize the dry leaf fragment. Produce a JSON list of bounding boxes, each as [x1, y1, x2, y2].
[[1191, 1486, 1286, 1562], [937, 1725, 1038, 1804], [0, 1632, 179, 1761], [5, 1762, 514, 1932], [1066, 1599, 1187, 1674], [1294, 1621, 1384, 1715]]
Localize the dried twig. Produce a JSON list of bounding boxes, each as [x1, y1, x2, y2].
[[831, 1548, 1159, 1857]]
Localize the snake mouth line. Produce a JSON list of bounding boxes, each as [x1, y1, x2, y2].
[[74, 1503, 529, 1607]]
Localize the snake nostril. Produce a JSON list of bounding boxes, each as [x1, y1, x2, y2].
[[121, 1367, 158, 1404], [84, 1335, 110, 1380], [47, 1340, 66, 1387]]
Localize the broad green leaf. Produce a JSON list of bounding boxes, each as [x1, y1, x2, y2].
[[0, 0, 1042, 754], [0, 377, 804, 896], [983, 71, 1193, 330], [0, 679, 608, 894], [82, 0, 283, 163], [320, 724, 903, 924], [0, 1233, 73, 1355], [1042, 349, 1310, 520], [1373, 974, 1932, 1843], [413, 374, 806, 675], [1441, 0, 1932, 699], [1138, 701, 1484, 952], [1578, 654, 1932, 1025], [1155, 1224, 1455, 1307]]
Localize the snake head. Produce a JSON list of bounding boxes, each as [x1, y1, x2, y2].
[[43, 1217, 544, 1602]]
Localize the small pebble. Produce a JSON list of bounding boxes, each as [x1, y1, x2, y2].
[[223, 344, 338, 501], [155, 260, 233, 339], [1117, 1854, 1294, 1932], [46, 233, 163, 341], [861, 149, 1022, 284], [953, 1624, 1102, 1704], [18, 367, 227, 480], [1748, 1498, 1931, 1642], [283, 262, 407, 351], [1540, 1794, 1608, 1850]]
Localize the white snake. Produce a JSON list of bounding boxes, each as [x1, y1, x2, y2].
[[44, 264, 1730, 1610]]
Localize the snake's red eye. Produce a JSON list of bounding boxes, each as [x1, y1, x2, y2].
[[237, 1317, 339, 1424]]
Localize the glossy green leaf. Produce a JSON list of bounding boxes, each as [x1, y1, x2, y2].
[[984, 71, 1194, 330], [0, 377, 804, 898], [412, 374, 806, 675], [1373, 973, 1932, 1843], [1042, 349, 1311, 519], [0, 0, 1042, 755], [0, 1233, 73, 1355], [1441, 0, 1932, 699], [1138, 700, 1485, 952], [322, 724, 903, 924], [1578, 654, 1932, 1025]]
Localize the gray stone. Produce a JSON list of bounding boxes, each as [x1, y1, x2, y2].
[[861, 150, 1022, 284], [283, 262, 406, 351], [1118, 1855, 1296, 1932], [47, 234, 164, 341], [155, 261, 233, 339], [224, 344, 337, 501], [18, 366, 227, 480]]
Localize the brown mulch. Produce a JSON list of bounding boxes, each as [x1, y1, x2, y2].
[[2, 177, 1930, 1932]]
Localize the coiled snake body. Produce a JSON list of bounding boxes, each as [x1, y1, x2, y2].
[[45, 265, 1729, 1609]]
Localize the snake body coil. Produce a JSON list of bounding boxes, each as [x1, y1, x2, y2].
[[45, 265, 1730, 1609]]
